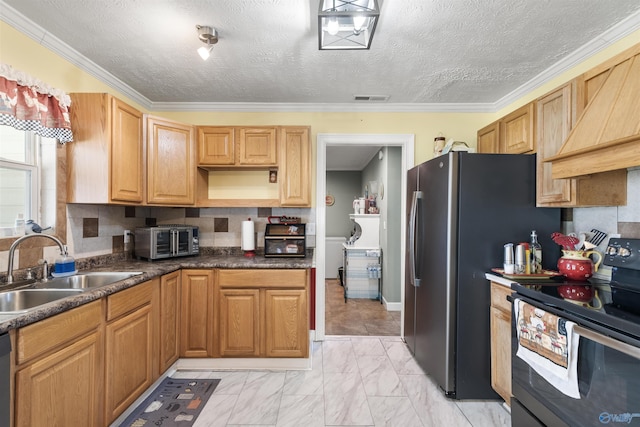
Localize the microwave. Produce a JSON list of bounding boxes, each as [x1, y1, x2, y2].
[[134, 225, 199, 260]]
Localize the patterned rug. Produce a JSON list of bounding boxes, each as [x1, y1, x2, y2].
[[119, 377, 220, 427]]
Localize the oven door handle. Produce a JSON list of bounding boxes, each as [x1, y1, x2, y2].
[[574, 325, 640, 361]]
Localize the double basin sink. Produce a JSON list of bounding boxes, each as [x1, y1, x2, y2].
[[0, 272, 143, 315]]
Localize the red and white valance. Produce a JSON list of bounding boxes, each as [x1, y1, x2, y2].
[[0, 63, 73, 143]]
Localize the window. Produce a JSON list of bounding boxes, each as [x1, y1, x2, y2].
[[0, 126, 57, 237]]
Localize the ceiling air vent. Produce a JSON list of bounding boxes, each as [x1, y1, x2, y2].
[[353, 95, 389, 102]]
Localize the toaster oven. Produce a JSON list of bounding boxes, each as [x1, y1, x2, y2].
[[135, 225, 199, 260]]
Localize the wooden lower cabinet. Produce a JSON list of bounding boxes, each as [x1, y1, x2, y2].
[[13, 301, 104, 427], [217, 269, 309, 358], [180, 269, 214, 357], [104, 279, 159, 424], [219, 288, 261, 357], [159, 271, 181, 373], [489, 282, 513, 405]]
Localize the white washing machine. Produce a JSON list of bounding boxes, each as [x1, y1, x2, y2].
[[325, 236, 346, 278]]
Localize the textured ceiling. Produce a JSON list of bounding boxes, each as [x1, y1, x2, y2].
[[3, 0, 640, 109]]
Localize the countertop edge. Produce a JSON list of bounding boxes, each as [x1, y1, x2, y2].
[[0, 255, 312, 334], [485, 273, 516, 288]]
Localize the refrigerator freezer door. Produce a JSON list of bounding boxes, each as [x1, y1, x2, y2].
[[414, 154, 457, 396]]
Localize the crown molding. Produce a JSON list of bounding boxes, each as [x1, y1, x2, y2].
[[149, 101, 496, 113], [3, 3, 640, 114], [494, 8, 640, 111]]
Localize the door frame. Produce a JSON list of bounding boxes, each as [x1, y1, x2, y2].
[[315, 133, 415, 340]]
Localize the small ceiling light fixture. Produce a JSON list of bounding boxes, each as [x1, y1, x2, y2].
[[196, 25, 218, 60], [318, 0, 379, 50]]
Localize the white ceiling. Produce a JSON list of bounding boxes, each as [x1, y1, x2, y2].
[[3, 0, 640, 113]]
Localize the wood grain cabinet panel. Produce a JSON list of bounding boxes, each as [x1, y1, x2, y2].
[[279, 127, 311, 206], [15, 332, 103, 427], [104, 279, 158, 424], [160, 271, 181, 373], [67, 93, 143, 204], [197, 127, 236, 165], [239, 127, 277, 165], [536, 82, 627, 207], [14, 301, 104, 427], [219, 288, 261, 357], [500, 102, 535, 154], [180, 270, 214, 357], [477, 121, 500, 153], [265, 289, 307, 358], [147, 115, 196, 205], [489, 282, 512, 405]]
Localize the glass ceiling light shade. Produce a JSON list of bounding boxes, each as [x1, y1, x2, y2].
[[196, 25, 218, 60], [318, 0, 379, 50]]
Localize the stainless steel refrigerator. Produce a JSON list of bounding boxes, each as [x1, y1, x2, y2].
[[404, 152, 560, 399]]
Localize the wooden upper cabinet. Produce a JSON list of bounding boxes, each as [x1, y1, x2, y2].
[[197, 126, 277, 167], [536, 81, 627, 207], [147, 115, 196, 205], [280, 127, 311, 207], [477, 121, 500, 153], [239, 127, 277, 165], [68, 93, 144, 204], [499, 102, 535, 154], [198, 127, 235, 165]]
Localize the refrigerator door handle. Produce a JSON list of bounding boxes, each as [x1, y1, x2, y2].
[[409, 190, 422, 287]]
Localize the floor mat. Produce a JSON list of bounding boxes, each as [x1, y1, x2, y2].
[[119, 377, 220, 427]]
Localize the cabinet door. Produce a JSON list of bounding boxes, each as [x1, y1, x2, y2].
[[490, 306, 512, 404], [160, 271, 181, 372], [500, 102, 535, 154], [536, 83, 574, 205], [111, 97, 144, 203], [239, 127, 277, 165], [147, 116, 195, 205], [198, 126, 235, 165], [104, 304, 154, 424], [279, 127, 311, 206], [180, 270, 214, 357], [477, 121, 500, 153], [15, 332, 103, 427], [265, 289, 308, 358], [219, 289, 260, 357]]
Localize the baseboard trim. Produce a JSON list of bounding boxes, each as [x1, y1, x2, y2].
[[383, 298, 402, 311], [176, 357, 311, 371]]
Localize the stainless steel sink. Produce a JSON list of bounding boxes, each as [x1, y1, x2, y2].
[[43, 272, 143, 290], [0, 289, 84, 314]]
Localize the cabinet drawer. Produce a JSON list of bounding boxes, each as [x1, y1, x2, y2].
[[106, 279, 155, 321], [218, 269, 307, 289], [490, 282, 513, 313], [16, 300, 102, 365]]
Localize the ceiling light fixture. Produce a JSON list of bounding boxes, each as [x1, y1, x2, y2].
[[318, 0, 379, 50], [196, 25, 218, 60]]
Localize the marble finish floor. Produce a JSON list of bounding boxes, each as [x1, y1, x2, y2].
[[325, 279, 401, 336], [135, 337, 510, 427]]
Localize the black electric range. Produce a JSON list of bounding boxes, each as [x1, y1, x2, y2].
[[508, 238, 640, 427]]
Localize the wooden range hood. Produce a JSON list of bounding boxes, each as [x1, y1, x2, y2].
[[547, 45, 640, 179]]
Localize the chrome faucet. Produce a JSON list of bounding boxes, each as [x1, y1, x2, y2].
[[6, 234, 65, 284]]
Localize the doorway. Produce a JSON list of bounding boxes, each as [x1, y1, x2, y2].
[[315, 134, 414, 340]]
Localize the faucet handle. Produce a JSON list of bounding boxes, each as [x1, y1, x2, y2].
[[38, 259, 50, 281]]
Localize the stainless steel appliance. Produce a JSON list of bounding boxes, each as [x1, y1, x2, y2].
[[511, 238, 640, 426], [134, 225, 199, 260], [404, 152, 560, 399], [1, 332, 10, 427]]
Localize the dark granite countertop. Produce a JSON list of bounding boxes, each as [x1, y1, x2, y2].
[[0, 253, 313, 334]]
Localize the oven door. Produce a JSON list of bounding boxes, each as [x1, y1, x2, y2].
[[512, 295, 640, 427], [171, 228, 193, 256]]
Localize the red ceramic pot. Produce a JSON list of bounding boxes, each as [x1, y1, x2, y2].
[[557, 250, 603, 281]]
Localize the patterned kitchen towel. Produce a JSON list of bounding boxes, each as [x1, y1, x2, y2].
[[119, 377, 220, 427], [515, 299, 580, 399]]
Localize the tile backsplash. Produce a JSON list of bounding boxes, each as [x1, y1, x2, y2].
[[0, 205, 316, 273]]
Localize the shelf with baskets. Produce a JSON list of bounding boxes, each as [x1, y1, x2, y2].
[[342, 247, 382, 303]]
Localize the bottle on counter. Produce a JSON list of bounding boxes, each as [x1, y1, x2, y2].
[[530, 230, 542, 273], [53, 245, 76, 276]]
